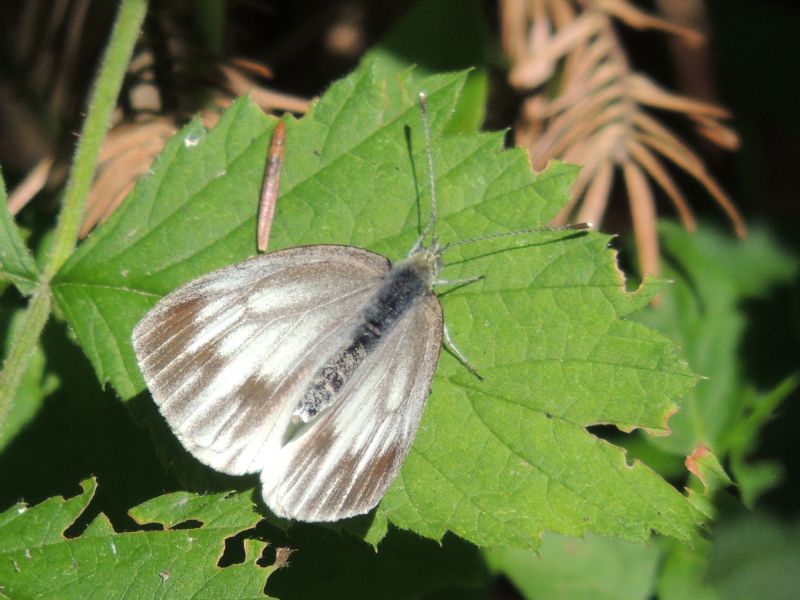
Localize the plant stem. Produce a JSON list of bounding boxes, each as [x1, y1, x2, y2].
[[194, 0, 226, 56], [0, 287, 51, 440], [42, 0, 149, 281]]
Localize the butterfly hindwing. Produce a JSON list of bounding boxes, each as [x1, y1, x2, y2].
[[261, 290, 443, 521]]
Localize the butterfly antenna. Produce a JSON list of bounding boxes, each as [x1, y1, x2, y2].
[[442, 222, 593, 251], [411, 92, 437, 254]]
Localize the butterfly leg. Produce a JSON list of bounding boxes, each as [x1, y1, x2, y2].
[[442, 323, 483, 381], [433, 275, 483, 378]]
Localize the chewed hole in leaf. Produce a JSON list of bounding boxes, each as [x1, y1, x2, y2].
[[218, 527, 256, 567], [586, 423, 631, 441], [172, 519, 203, 530], [586, 425, 646, 469]]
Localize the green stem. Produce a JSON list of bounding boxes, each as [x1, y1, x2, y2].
[[0, 286, 51, 440], [194, 0, 226, 56], [0, 0, 148, 434], [42, 0, 149, 281]]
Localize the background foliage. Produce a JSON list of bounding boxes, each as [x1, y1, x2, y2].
[[1, 0, 798, 598]]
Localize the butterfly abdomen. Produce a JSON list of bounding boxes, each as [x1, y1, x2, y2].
[[293, 258, 432, 422]]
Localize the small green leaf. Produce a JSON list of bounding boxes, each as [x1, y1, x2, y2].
[[685, 444, 733, 493], [0, 171, 38, 295], [684, 444, 733, 518], [53, 65, 700, 547], [0, 479, 273, 598], [727, 373, 797, 507]]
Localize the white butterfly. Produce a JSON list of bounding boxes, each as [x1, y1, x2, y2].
[[132, 94, 588, 521]]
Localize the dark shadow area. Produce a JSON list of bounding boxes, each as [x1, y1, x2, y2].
[[0, 317, 257, 534], [217, 525, 256, 568], [229, 0, 414, 99], [127, 391, 259, 499], [737, 275, 800, 517], [0, 319, 178, 532], [738, 277, 800, 390], [263, 522, 490, 600]]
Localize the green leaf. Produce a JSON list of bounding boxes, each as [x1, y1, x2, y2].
[[0, 171, 38, 295], [0, 479, 273, 598], [727, 373, 796, 507], [366, 0, 489, 133], [685, 445, 733, 493], [683, 444, 733, 519], [53, 65, 700, 547], [486, 534, 663, 600], [635, 222, 798, 453], [633, 222, 799, 503]]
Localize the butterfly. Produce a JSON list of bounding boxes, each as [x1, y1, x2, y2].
[[131, 93, 589, 521]]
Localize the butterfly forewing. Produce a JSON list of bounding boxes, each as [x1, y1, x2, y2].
[[132, 245, 391, 477], [261, 291, 442, 520]]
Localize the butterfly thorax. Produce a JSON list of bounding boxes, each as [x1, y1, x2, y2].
[[291, 247, 440, 425]]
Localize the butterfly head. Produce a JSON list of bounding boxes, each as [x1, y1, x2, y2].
[[402, 236, 443, 292]]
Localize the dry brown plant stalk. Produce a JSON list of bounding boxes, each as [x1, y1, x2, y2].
[[8, 54, 309, 237], [69, 58, 309, 238], [501, 0, 745, 279], [6, 4, 309, 238]]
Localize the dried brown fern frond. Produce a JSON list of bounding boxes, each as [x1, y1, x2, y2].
[[501, 0, 744, 279]]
